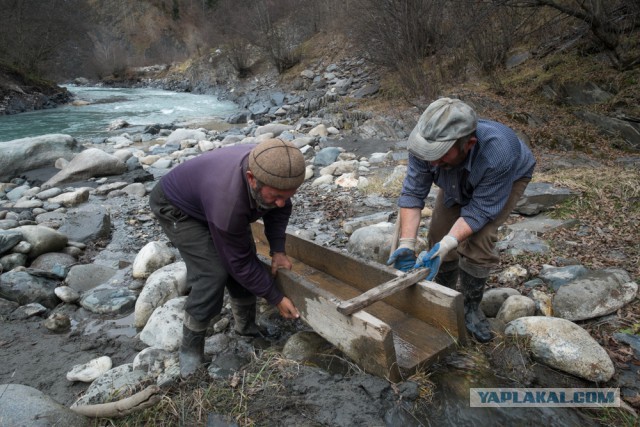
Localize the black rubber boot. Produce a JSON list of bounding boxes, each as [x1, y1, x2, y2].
[[459, 269, 494, 343], [230, 297, 264, 337], [434, 261, 459, 289], [180, 324, 206, 378]]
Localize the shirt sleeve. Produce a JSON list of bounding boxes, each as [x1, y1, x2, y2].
[[397, 154, 435, 209], [208, 223, 284, 306]]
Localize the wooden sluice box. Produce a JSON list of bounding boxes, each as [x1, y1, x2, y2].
[[252, 222, 467, 382]]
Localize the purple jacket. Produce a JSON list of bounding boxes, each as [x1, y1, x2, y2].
[[160, 144, 291, 305]]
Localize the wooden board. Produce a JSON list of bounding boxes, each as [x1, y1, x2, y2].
[[251, 222, 466, 379]]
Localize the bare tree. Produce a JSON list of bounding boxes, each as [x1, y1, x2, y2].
[[503, 0, 640, 70]]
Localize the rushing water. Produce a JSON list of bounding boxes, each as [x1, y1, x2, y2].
[[0, 85, 239, 142]]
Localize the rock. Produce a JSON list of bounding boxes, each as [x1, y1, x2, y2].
[[132, 241, 176, 279], [14, 225, 68, 259], [505, 316, 615, 382], [47, 188, 91, 207], [529, 289, 553, 316], [57, 204, 111, 243], [539, 264, 589, 291], [43, 312, 71, 332], [30, 252, 77, 274], [79, 285, 137, 314], [505, 215, 578, 236], [496, 230, 549, 256], [42, 148, 127, 188], [67, 356, 113, 382], [283, 331, 332, 361], [0, 383, 90, 427], [165, 128, 207, 145], [0, 134, 82, 182], [0, 229, 23, 255], [347, 222, 395, 264], [65, 263, 117, 293], [139, 297, 187, 351], [71, 363, 150, 407], [133, 347, 178, 376], [254, 123, 293, 137], [134, 261, 186, 329], [54, 285, 80, 303], [9, 303, 48, 320], [496, 295, 536, 324], [497, 264, 528, 285], [480, 288, 521, 318], [552, 269, 638, 321], [342, 212, 393, 235], [314, 147, 342, 167], [0, 270, 60, 308], [513, 182, 576, 216]]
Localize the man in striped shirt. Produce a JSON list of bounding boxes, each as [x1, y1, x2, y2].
[[387, 98, 536, 342]]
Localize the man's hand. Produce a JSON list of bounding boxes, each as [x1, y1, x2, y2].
[[415, 235, 458, 280], [276, 296, 299, 319], [386, 247, 416, 272], [270, 251, 292, 276], [386, 237, 417, 272]]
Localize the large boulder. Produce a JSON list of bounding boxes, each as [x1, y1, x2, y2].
[[0, 134, 81, 182], [42, 148, 127, 188]]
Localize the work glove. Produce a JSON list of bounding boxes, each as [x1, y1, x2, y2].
[[415, 235, 458, 280], [386, 238, 417, 272]]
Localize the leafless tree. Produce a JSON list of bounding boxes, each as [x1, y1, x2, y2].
[[502, 0, 640, 70]]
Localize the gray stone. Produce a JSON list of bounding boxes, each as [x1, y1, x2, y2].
[[0, 383, 90, 427], [43, 148, 127, 188], [314, 147, 342, 167], [79, 285, 137, 314], [347, 222, 395, 264], [0, 229, 23, 255], [57, 204, 111, 243], [0, 134, 81, 182], [539, 264, 588, 291], [0, 271, 60, 308], [14, 225, 68, 259], [505, 316, 615, 382], [480, 288, 521, 318], [65, 263, 118, 293], [552, 269, 638, 321], [514, 182, 575, 215]]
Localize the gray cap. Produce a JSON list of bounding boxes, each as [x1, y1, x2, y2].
[[407, 98, 477, 161]]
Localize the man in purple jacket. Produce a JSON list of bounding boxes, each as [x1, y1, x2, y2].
[[387, 98, 536, 343], [149, 138, 306, 377]]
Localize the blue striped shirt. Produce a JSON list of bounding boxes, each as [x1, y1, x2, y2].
[[398, 119, 536, 232]]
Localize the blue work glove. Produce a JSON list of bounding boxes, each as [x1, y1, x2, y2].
[[386, 238, 417, 272], [415, 235, 458, 280]]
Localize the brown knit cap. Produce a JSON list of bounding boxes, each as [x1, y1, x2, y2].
[[248, 139, 306, 190]]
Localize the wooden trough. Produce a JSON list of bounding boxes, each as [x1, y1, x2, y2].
[[252, 222, 467, 382]]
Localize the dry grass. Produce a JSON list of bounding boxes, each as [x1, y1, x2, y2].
[[108, 350, 303, 427]]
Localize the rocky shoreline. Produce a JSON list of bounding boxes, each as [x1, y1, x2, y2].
[[1, 100, 639, 424]]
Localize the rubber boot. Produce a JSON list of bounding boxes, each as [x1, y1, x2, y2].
[[230, 296, 264, 337], [459, 269, 494, 343], [434, 261, 459, 290], [180, 315, 208, 378]]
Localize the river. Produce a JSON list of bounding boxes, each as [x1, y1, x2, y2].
[[0, 86, 239, 142]]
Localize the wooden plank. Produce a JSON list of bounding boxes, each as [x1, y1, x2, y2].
[[257, 253, 401, 381], [303, 263, 457, 371], [336, 268, 429, 315], [252, 221, 467, 342]]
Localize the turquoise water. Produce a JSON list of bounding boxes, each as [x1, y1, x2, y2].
[[0, 86, 239, 142]]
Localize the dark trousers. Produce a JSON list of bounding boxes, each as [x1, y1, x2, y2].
[[428, 177, 531, 277], [149, 184, 253, 325]]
